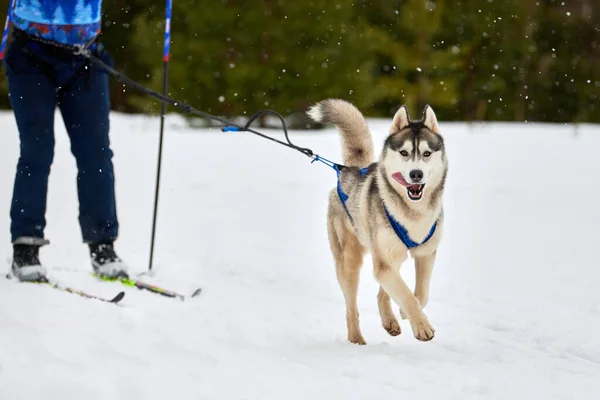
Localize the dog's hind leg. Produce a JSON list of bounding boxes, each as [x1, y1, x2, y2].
[[377, 287, 401, 336], [328, 215, 366, 345]]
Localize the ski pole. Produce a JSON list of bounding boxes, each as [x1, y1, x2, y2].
[[148, 0, 172, 272]]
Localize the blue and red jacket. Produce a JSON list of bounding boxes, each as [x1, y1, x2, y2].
[[11, 0, 102, 46]]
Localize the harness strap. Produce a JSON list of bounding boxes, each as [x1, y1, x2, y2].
[[335, 167, 437, 248], [384, 207, 437, 249], [335, 164, 368, 220]]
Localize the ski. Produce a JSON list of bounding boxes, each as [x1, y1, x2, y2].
[[6, 273, 125, 304], [91, 273, 201, 301], [40, 280, 126, 303]]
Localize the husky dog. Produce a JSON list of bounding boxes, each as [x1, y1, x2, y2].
[[307, 99, 447, 345]]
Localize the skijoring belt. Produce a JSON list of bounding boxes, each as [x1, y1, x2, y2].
[[10, 28, 99, 59]]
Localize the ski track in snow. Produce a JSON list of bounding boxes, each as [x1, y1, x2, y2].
[[1, 112, 599, 399]]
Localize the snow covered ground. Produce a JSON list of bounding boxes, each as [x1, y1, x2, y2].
[[0, 110, 599, 399]]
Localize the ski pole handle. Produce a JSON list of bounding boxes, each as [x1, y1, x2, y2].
[[163, 0, 172, 62]]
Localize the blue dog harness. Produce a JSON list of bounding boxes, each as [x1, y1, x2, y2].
[[334, 165, 437, 249]]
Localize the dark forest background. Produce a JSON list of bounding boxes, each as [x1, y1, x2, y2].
[[1, 0, 599, 124]]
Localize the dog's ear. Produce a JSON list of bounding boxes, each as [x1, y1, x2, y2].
[[422, 105, 440, 134], [391, 105, 410, 133]]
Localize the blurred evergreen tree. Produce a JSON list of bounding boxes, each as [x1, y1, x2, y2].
[[128, 0, 376, 125], [530, 0, 600, 122], [358, 0, 464, 119], [439, 0, 539, 121], [0, 0, 598, 123]]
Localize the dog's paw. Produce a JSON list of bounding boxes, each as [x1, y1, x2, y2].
[[348, 333, 367, 345], [410, 315, 435, 342], [383, 319, 402, 336]]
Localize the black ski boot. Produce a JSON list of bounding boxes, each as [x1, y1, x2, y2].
[[89, 242, 128, 279], [11, 243, 47, 282]]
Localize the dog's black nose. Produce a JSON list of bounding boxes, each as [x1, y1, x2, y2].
[[409, 169, 424, 182]]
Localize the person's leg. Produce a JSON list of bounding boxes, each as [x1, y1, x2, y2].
[[56, 51, 117, 245], [56, 47, 126, 278], [4, 41, 58, 281]]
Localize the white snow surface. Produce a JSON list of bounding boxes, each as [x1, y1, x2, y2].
[[1, 111, 599, 399]]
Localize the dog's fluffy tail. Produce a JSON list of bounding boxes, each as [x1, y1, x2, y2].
[[307, 99, 374, 168]]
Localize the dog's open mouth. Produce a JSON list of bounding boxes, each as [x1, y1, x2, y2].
[[406, 184, 425, 201], [392, 172, 426, 201]]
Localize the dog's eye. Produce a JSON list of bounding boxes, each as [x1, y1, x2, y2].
[[423, 151, 432, 157], [400, 150, 409, 157]]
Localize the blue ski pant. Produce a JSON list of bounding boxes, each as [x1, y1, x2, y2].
[[4, 31, 119, 244]]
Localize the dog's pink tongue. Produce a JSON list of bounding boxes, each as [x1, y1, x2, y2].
[[392, 172, 410, 187]]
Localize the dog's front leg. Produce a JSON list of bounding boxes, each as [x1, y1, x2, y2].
[[400, 250, 437, 321], [372, 252, 435, 342], [414, 250, 436, 309]]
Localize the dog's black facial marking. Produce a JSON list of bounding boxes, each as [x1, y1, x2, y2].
[[386, 121, 444, 158], [407, 121, 425, 136], [384, 130, 413, 152], [420, 129, 444, 153]]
